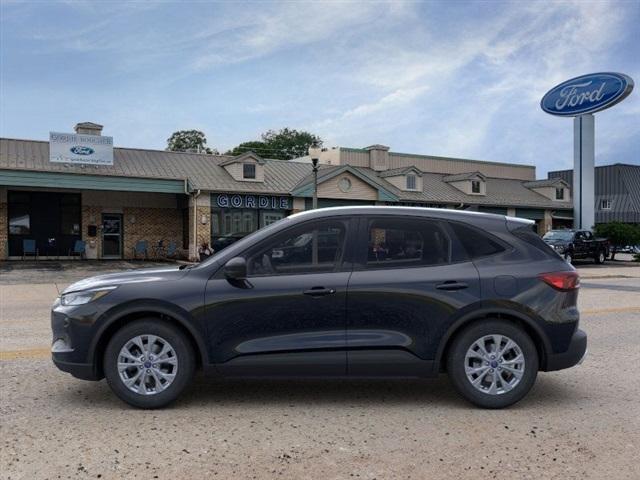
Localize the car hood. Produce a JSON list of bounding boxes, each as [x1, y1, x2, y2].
[[62, 266, 189, 294], [543, 239, 570, 247]]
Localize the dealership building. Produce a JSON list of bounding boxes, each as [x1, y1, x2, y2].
[[0, 122, 575, 261]]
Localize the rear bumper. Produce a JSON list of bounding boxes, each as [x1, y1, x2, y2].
[[543, 328, 587, 371]]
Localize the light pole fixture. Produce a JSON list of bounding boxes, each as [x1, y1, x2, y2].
[[308, 144, 321, 209]]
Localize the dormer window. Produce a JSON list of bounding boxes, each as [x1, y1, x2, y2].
[[406, 174, 417, 190], [243, 163, 256, 179], [471, 180, 481, 194], [555, 187, 564, 200]]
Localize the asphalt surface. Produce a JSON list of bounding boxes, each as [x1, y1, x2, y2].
[[1, 261, 639, 479]]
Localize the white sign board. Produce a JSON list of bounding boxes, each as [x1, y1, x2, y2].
[[49, 132, 114, 165]]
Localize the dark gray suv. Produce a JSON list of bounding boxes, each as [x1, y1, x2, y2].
[[52, 207, 586, 409]]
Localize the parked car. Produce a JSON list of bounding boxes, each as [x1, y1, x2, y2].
[[542, 229, 609, 264], [52, 207, 586, 409]]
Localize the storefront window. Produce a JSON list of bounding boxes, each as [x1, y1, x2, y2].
[[9, 209, 30, 234], [8, 192, 30, 234], [210, 194, 291, 252]]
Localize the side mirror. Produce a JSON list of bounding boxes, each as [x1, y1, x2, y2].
[[224, 257, 247, 280]]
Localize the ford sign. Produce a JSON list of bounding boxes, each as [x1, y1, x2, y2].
[[70, 145, 95, 155], [541, 72, 634, 116]]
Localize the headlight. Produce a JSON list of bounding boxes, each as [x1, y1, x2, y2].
[[60, 286, 117, 306]]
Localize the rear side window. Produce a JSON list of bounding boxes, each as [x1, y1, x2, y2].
[[512, 226, 557, 256], [449, 222, 505, 259], [365, 218, 451, 268]]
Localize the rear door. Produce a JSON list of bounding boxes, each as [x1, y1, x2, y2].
[[346, 215, 481, 376]]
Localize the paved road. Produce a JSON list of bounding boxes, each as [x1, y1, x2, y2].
[[1, 263, 639, 479]]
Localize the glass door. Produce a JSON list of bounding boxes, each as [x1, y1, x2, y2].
[[102, 213, 123, 258]]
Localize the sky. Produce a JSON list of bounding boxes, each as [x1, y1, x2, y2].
[[1, 0, 638, 177]]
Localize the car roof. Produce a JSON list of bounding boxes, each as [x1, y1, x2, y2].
[[288, 206, 532, 225]]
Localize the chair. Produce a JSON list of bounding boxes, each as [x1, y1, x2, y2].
[[165, 241, 178, 258], [68, 240, 86, 260], [133, 240, 149, 260], [22, 239, 38, 261]]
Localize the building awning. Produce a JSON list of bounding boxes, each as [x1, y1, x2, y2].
[[0, 169, 187, 194]]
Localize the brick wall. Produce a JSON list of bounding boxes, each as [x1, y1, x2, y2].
[[123, 207, 183, 260]]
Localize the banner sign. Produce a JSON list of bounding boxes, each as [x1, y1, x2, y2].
[[49, 132, 114, 165], [541, 72, 634, 117], [213, 193, 290, 210]]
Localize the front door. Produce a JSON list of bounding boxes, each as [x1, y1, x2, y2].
[[102, 214, 123, 259], [346, 216, 481, 376], [203, 217, 356, 376]]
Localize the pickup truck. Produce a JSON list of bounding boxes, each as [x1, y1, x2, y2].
[[542, 229, 609, 264]]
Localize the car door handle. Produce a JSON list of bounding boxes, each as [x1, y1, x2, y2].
[[303, 287, 336, 297], [436, 281, 468, 291]]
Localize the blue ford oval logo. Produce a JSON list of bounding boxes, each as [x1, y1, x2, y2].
[[541, 72, 633, 116], [70, 146, 95, 155]]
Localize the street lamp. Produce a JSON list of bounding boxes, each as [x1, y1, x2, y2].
[[308, 144, 322, 210]]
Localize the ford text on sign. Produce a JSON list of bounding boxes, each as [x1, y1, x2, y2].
[[49, 132, 114, 165], [541, 73, 634, 116]]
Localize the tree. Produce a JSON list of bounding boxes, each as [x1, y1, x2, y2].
[[226, 128, 322, 160], [225, 141, 269, 157], [594, 222, 640, 260], [167, 130, 217, 154]]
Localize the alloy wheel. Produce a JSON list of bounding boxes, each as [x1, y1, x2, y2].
[[117, 334, 178, 395], [464, 334, 525, 395]]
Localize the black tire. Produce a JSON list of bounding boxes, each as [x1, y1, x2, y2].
[[446, 320, 538, 409], [594, 250, 606, 264], [104, 319, 195, 409]]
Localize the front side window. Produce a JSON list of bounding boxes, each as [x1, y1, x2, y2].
[[243, 163, 256, 179], [471, 180, 481, 194], [406, 174, 417, 190], [365, 218, 450, 268], [555, 188, 564, 200], [247, 220, 347, 276]]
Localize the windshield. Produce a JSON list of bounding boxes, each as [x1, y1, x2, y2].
[[543, 231, 574, 241]]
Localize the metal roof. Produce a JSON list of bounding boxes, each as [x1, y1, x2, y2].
[[0, 137, 311, 195], [443, 171, 486, 182], [0, 137, 572, 209]]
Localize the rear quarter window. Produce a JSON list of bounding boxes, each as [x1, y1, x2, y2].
[[512, 226, 558, 256], [449, 222, 506, 259]]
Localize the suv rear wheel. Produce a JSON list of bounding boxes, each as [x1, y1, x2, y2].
[[595, 250, 606, 264], [104, 319, 195, 409], [447, 320, 538, 408]]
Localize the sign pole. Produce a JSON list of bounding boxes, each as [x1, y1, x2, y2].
[[573, 114, 595, 229]]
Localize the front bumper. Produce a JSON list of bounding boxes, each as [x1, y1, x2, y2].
[[51, 303, 104, 381], [52, 355, 101, 381], [544, 328, 587, 371]]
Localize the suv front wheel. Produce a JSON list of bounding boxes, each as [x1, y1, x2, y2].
[[447, 320, 538, 408], [104, 319, 195, 409]]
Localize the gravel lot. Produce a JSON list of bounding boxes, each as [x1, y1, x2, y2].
[[1, 261, 639, 479]]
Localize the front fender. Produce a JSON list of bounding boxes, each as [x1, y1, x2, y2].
[[89, 299, 210, 367]]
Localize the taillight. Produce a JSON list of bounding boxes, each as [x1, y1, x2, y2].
[[539, 271, 580, 291]]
